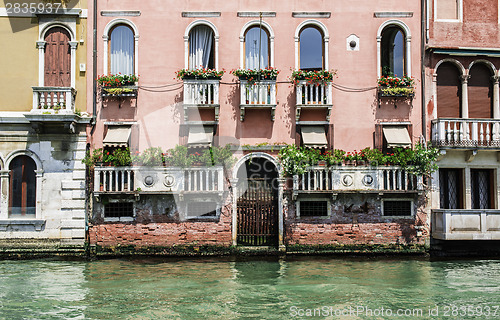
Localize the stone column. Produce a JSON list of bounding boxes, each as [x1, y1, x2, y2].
[[277, 177, 286, 251], [36, 41, 46, 86], [230, 178, 239, 246], [491, 76, 500, 119], [35, 169, 44, 219], [0, 170, 10, 219], [69, 41, 78, 89], [460, 75, 470, 118], [432, 73, 438, 119]]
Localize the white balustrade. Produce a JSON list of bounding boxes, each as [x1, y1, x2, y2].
[[32, 87, 75, 112], [432, 118, 500, 147], [240, 80, 277, 106], [94, 166, 224, 193], [296, 80, 332, 105], [183, 79, 220, 106], [293, 166, 422, 192]]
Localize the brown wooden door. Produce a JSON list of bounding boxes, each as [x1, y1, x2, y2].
[[9, 156, 37, 216], [44, 27, 71, 87], [237, 178, 278, 246]]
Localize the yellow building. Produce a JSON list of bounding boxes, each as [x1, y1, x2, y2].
[[0, 0, 91, 254]]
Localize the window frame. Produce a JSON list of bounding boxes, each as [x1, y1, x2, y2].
[[470, 168, 495, 210], [103, 200, 135, 222], [434, 0, 463, 22], [297, 198, 331, 218], [184, 20, 220, 70], [294, 20, 329, 71], [103, 19, 139, 76], [239, 20, 275, 69], [439, 168, 464, 209], [381, 199, 414, 218], [377, 20, 411, 78]]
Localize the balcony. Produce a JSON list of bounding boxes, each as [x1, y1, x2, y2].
[[295, 80, 332, 122], [31, 87, 76, 113], [239, 80, 277, 121], [25, 87, 88, 133], [292, 166, 423, 199], [94, 166, 225, 200], [432, 209, 500, 240], [183, 79, 220, 121], [431, 118, 500, 148]]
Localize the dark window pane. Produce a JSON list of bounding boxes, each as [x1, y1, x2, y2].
[[105, 202, 134, 218], [471, 169, 492, 209], [9, 156, 36, 217], [439, 169, 462, 209], [300, 27, 323, 70], [383, 201, 412, 216], [381, 27, 405, 77], [300, 201, 328, 217]]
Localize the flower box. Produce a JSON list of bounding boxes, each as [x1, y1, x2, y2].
[[176, 68, 224, 80], [378, 86, 415, 98], [101, 86, 138, 97]]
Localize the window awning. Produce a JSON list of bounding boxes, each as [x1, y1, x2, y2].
[[301, 126, 328, 148], [103, 126, 131, 148], [383, 126, 411, 148], [188, 126, 213, 148]]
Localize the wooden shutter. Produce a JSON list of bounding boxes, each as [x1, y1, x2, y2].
[[295, 124, 301, 146], [407, 123, 413, 144], [374, 124, 383, 150], [179, 124, 189, 146], [437, 62, 461, 118], [44, 27, 71, 87], [468, 64, 493, 119], [326, 124, 334, 150]]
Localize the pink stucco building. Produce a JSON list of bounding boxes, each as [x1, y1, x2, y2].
[[86, 0, 428, 252]]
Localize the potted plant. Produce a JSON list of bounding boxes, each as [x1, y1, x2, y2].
[[97, 74, 139, 96], [377, 75, 415, 97], [290, 69, 336, 86], [176, 68, 224, 80], [231, 67, 280, 85]]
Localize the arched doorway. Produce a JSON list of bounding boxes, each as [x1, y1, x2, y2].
[[236, 156, 279, 246], [9, 155, 37, 217]]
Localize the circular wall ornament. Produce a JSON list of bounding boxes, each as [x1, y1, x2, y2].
[[144, 175, 155, 187], [362, 174, 374, 186], [164, 175, 175, 187], [342, 174, 353, 187]]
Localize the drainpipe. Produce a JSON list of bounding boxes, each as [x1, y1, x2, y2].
[[421, 0, 426, 141], [92, 0, 97, 127]]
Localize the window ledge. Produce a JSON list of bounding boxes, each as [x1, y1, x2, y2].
[[0, 219, 46, 231], [104, 217, 134, 222]]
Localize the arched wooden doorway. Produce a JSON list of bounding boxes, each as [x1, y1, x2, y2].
[[236, 157, 279, 246], [44, 27, 71, 87]]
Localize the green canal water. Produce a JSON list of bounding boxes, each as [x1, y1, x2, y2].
[[0, 257, 499, 319]]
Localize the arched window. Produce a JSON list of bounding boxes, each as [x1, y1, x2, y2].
[[381, 26, 406, 77], [9, 156, 36, 217], [109, 25, 134, 75], [299, 26, 324, 70], [468, 63, 493, 119], [189, 25, 215, 69], [244, 26, 269, 69], [437, 62, 461, 118]]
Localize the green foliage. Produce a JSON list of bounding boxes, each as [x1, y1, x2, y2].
[[380, 87, 414, 96], [96, 74, 139, 87], [231, 67, 280, 85], [167, 145, 194, 167], [82, 148, 103, 168], [278, 143, 440, 176], [290, 69, 336, 85], [133, 147, 164, 166], [176, 68, 225, 79], [112, 148, 132, 166]]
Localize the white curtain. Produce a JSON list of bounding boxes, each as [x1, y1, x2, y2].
[[110, 26, 134, 75], [245, 27, 269, 69], [189, 26, 214, 69]]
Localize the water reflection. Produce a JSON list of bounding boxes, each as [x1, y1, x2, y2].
[[0, 257, 498, 319]]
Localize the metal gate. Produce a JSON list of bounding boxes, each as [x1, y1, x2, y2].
[[237, 178, 278, 246]]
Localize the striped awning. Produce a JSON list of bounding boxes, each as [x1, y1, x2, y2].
[[301, 126, 327, 148], [103, 126, 131, 147], [188, 126, 213, 148], [383, 126, 411, 148]]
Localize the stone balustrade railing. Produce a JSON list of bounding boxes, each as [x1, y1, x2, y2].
[[431, 118, 500, 148]]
